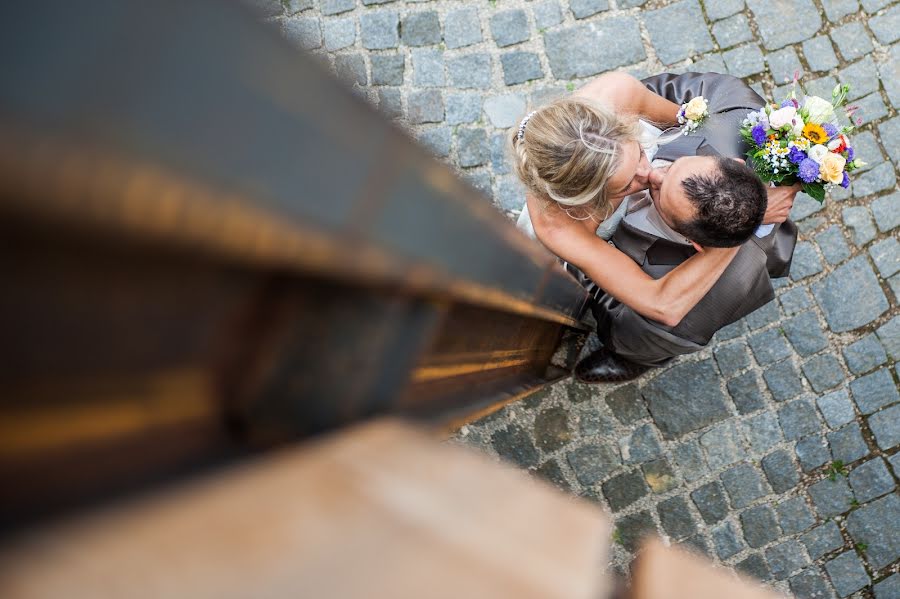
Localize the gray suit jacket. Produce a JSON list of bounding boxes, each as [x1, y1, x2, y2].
[[592, 72, 798, 367]]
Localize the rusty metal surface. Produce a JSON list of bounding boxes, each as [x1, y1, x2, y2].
[[0, 0, 589, 525]]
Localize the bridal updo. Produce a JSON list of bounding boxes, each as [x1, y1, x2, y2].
[[510, 97, 642, 215]]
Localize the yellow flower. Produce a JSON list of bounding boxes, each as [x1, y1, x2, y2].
[[819, 152, 847, 184], [803, 123, 828, 144]]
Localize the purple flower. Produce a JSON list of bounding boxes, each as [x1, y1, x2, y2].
[[751, 123, 767, 146], [781, 99, 794, 108], [840, 172, 850, 188], [823, 123, 838, 138], [788, 146, 807, 164], [798, 158, 820, 183], [846, 146, 855, 161]]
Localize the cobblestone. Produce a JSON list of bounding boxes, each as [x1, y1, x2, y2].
[[776, 496, 816, 534], [620, 423, 663, 464], [821, 0, 860, 22], [411, 48, 443, 87], [870, 4, 900, 44], [763, 450, 801, 493], [790, 568, 834, 599], [483, 94, 526, 127], [713, 521, 745, 559], [765, 360, 805, 402], [767, 539, 810, 581], [443, 7, 481, 49], [544, 19, 645, 79], [700, 422, 744, 469], [371, 54, 404, 85], [728, 372, 767, 414], [844, 335, 888, 375], [871, 238, 900, 278], [871, 192, 900, 232], [808, 478, 855, 519], [401, 10, 440, 46], [817, 389, 856, 429], [723, 44, 766, 78], [827, 422, 870, 464], [850, 368, 900, 414], [814, 256, 889, 332], [744, 411, 784, 453], [490, 9, 530, 48], [848, 458, 895, 503], [569, 0, 609, 19], [658, 495, 697, 540], [603, 468, 650, 511], [737, 553, 773, 582], [796, 437, 832, 474], [783, 311, 829, 357], [605, 384, 648, 424], [748, 0, 821, 50], [532, 1, 562, 29], [749, 329, 793, 365], [802, 354, 845, 393], [644, 360, 730, 438], [417, 126, 451, 157], [802, 35, 839, 73], [360, 10, 399, 49], [816, 226, 851, 266], [722, 462, 770, 508], [644, 1, 713, 65], [712, 14, 753, 49], [833, 22, 874, 62], [869, 403, 900, 450], [826, 551, 871, 597], [803, 521, 846, 561], [874, 574, 900, 599], [501, 52, 543, 86], [741, 505, 780, 548], [289, 0, 900, 588], [847, 493, 900, 569], [692, 481, 729, 524]]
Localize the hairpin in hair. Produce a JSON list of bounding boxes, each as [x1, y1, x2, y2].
[[517, 110, 537, 142]]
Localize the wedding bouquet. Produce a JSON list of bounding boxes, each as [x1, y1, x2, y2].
[[739, 81, 865, 202]]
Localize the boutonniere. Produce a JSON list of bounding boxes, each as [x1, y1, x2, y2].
[[677, 96, 709, 135]]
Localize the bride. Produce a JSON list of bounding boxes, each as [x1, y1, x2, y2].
[[511, 72, 796, 329]]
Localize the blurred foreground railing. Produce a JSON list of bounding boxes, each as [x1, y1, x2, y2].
[[0, 0, 589, 524]]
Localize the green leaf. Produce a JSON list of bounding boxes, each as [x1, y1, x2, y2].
[[802, 182, 826, 203]]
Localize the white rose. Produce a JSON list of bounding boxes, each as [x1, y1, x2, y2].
[[684, 97, 708, 120], [803, 96, 835, 124], [808, 144, 829, 162], [827, 134, 848, 151], [769, 106, 797, 129]]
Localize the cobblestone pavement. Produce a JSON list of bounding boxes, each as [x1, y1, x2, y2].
[[258, 0, 899, 596]]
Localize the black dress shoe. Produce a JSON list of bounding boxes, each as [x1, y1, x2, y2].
[[574, 346, 650, 383]]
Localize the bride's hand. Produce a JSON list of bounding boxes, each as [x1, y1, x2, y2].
[[763, 183, 801, 224]]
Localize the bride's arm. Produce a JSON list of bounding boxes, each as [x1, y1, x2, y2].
[[574, 72, 680, 126], [533, 200, 737, 327]]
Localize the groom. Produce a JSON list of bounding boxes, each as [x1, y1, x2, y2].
[[575, 72, 799, 383]]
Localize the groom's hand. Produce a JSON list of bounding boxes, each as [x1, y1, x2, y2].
[[763, 183, 801, 224]]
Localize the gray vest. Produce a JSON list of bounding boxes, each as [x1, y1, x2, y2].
[[591, 72, 798, 367]]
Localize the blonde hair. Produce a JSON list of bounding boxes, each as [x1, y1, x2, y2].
[[510, 97, 643, 217]]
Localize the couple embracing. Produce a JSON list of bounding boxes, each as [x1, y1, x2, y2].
[[512, 71, 800, 383]]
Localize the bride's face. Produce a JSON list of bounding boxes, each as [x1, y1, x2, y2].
[[606, 140, 652, 203]]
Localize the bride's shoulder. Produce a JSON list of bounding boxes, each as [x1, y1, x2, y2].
[[528, 195, 598, 240]]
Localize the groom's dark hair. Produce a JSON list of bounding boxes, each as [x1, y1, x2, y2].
[[675, 157, 767, 248]]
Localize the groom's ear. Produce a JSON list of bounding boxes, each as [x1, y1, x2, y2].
[[690, 240, 705, 253]]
